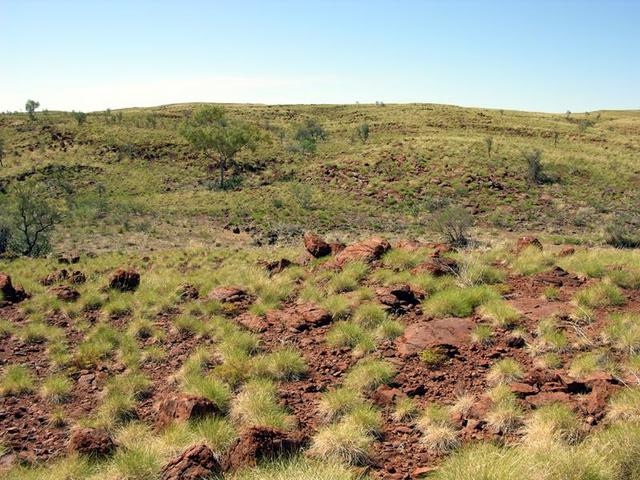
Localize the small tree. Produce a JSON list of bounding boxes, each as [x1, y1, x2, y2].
[[432, 205, 473, 247], [1, 180, 61, 256], [294, 119, 327, 153], [485, 136, 493, 159], [0, 138, 5, 167], [72, 111, 87, 126], [25, 99, 40, 120], [356, 122, 370, 143], [181, 106, 261, 189], [524, 149, 545, 185]]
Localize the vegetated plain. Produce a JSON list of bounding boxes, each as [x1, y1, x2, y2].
[[0, 103, 640, 479]]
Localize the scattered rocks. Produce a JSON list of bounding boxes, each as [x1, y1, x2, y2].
[[235, 312, 270, 333], [108, 268, 140, 292], [372, 385, 406, 406], [68, 428, 116, 458], [303, 232, 331, 258], [223, 427, 307, 471], [334, 236, 391, 266], [49, 285, 80, 302], [0, 273, 29, 304], [160, 444, 221, 480], [176, 284, 199, 302], [515, 236, 543, 253], [207, 286, 250, 304], [157, 395, 220, 428]]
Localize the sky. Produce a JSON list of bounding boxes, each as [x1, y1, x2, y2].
[[1, 0, 639, 113]]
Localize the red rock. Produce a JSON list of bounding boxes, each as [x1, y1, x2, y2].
[[68, 428, 116, 457], [372, 385, 406, 406], [412, 466, 439, 478], [526, 391, 573, 407], [396, 317, 474, 356], [329, 242, 346, 255], [510, 382, 538, 396], [108, 268, 140, 291], [176, 284, 199, 302], [515, 236, 543, 253], [58, 254, 80, 264], [392, 239, 423, 252], [160, 444, 221, 480], [70, 270, 87, 284], [266, 303, 332, 332], [0, 273, 29, 304], [303, 232, 331, 258], [157, 395, 220, 428], [334, 236, 391, 266], [376, 284, 422, 313], [207, 286, 249, 303], [41, 269, 68, 286], [264, 258, 294, 275], [559, 246, 576, 257], [49, 285, 80, 302], [223, 427, 307, 471], [235, 312, 270, 333], [413, 256, 459, 276]]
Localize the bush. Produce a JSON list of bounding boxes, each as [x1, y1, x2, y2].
[[605, 214, 640, 248], [294, 119, 327, 153], [524, 149, 546, 184], [432, 205, 474, 247]]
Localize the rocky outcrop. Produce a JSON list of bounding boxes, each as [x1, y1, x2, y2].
[[0, 273, 29, 305], [68, 428, 116, 458], [304, 233, 332, 258], [49, 285, 80, 302], [334, 237, 390, 266], [108, 268, 140, 291], [515, 236, 543, 253], [156, 395, 220, 428], [207, 286, 250, 304], [160, 444, 221, 480], [223, 427, 307, 471]]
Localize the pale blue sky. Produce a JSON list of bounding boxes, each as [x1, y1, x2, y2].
[[1, 0, 638, 112]]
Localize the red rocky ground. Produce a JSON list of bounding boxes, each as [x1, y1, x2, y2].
[[0, 238, 638, 478]]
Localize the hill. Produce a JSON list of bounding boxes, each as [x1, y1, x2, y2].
[[1, 103, 639, 252]]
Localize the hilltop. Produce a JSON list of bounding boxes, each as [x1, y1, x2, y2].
[[1, 103, 639, 253]]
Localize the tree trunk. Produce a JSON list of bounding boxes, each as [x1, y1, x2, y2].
[[219, 156, 225, 189]]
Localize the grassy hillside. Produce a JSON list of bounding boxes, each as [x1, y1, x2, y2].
[[1, 103, 639, 252]]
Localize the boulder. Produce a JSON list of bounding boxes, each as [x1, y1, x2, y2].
[[559, 246, 576, 257], [223, 426, 307, 471], [68, 427, 116, 457], [70, 271, 87, 284], [160, 444, 221, 480], [49, 285, 80, 302], [515, 236, 543, 253], [413, 256, 459, 276], [157, 395, 220, 428], [376, 284, 422, 313], [41, 269, 69, 286], [235, 312, 270, 333], [266, 303, 332, 332], [264, 258, 294, 276], [0, 273, 29, 304], [303, 232, 331, 258], [334, 237, 391, 266], [207, 286, 250, 304], [176, 284, 199, 302], [108, 268, 140, 292], [372, 385, 406, 406], [58, 254, 80, 265], [396, 317, 474, 356]]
